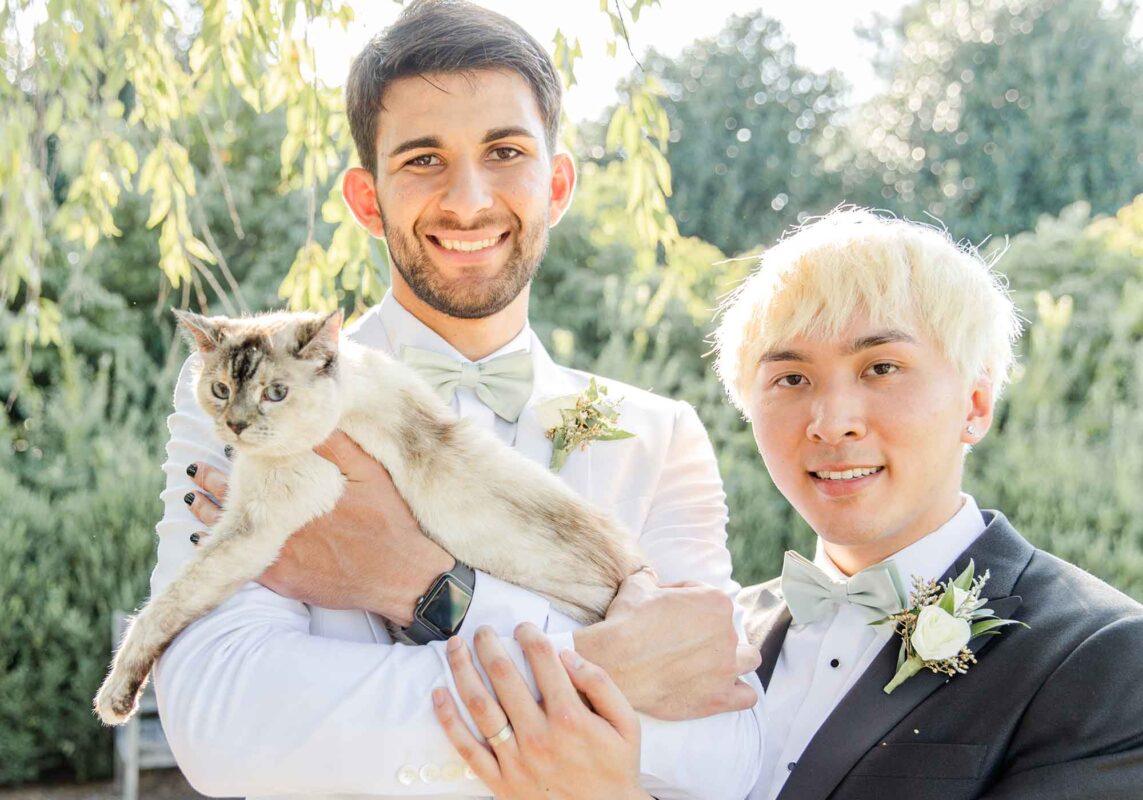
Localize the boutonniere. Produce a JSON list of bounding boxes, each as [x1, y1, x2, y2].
[[876, 560, 1027, 694], [536, 378, 634, 472]]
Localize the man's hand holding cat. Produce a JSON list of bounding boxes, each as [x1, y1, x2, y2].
[[189, 439, 759, 721], [186, 431, 452, 626], [573, 569, 761, 721]]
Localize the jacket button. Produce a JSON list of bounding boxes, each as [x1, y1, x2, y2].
[[442, 762, 464, 782], [420, 763, 441, 783], [397, 765, 418, 785]]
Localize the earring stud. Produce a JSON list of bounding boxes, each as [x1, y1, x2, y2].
[[966, 424, 978, 436]]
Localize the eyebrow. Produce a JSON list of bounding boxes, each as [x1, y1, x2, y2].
[[482, 126, 535, 143], [758, 329, 917, 363], [847, 330, 916, 353], [388, 127, 537, 159], [388, 136, 442, 158]]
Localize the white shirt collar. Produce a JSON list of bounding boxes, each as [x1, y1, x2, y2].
[[814, 493, 987, 585], [377, 290, 532, 364]]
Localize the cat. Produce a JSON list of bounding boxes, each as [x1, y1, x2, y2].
[[94, 308, 642, 726]]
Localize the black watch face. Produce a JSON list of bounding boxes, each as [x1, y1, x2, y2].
[[421, 577, 470, 635]]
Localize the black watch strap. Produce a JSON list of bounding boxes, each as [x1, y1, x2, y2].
[[401, 560, 476, 644]]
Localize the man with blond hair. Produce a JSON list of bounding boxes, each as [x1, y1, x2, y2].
[[427, 208, 1143, 798], [717, 208, 1143, 800]]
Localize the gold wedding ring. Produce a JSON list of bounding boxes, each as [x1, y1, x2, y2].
[[486, 723, 514, 746]]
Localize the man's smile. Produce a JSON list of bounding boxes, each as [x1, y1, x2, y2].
[[426, 230, 510, 254], [807, 464, 885, 497]]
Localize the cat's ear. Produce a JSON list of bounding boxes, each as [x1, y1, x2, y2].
[[294, 309, 343, 363], [173, 309, 224, 353]]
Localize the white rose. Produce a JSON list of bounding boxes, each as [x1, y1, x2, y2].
[[910, 605, 972, 661], [534, 394, 578, 431]]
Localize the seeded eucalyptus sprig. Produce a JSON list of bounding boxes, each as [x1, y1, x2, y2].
[[544, 378, 634, 472]]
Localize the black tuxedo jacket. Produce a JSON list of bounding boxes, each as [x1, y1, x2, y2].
[[740, 511, 1143, 800]]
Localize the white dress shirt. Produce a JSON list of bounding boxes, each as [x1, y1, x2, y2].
[[151, 291, 764, 800], [377, 295, 583, 638], [750, 494, 987, 800]]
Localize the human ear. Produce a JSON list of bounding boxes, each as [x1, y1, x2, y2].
[[342, 167, 385, 238], [547, 152, 577, 227], [961, 376, 995, 445]]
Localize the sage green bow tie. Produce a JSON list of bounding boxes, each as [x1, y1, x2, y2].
[[401, 346, 534, 423], [780, 551, 906, 625]]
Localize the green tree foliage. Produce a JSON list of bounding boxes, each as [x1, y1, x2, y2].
[[0, 0, 376, 402], [538, 161, 815, 588], [855, 0, 1143, 242], [965, 198, 1143, 596], [630, 11, 849, 256], [0, 361, 168, 783]]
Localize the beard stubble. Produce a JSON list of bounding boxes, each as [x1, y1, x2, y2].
[[383, 209, 550, 320]]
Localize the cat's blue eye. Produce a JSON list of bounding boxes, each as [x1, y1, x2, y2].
[[211, 382, 230, 400], [263, 383, 288, 402]]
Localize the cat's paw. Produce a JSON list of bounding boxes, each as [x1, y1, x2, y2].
[[93, 667, 145, 726]]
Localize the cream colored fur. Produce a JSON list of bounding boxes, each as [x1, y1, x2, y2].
[[94, 310, 640, 726]]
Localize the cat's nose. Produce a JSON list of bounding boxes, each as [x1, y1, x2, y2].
[[227, 420, 249, 435]]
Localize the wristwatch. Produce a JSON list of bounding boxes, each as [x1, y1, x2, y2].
[[401, 560, 476, 644]]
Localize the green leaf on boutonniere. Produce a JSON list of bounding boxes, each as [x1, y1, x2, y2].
[[939, 585, 957, 615], [952, 560, 976, 592], [550, 444, 571, 473], [971, 617, 1025, 637], [594, 429, 636, 442]]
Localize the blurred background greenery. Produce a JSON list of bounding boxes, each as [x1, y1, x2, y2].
[[2, 0, 1142, 786]]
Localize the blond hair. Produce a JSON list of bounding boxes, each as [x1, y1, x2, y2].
[[712, 208, 1021, 413]]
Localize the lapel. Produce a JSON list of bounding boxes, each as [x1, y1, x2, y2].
[[776, 511, 1033, 800], [513, 334, 596, 501], [740, 579, 793, 690]]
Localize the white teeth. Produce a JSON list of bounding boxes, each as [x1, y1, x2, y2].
[[814, 467, 882, 480], [437, 236, 500, 252]]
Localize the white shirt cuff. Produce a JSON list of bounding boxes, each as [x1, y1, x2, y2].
[[464, 570, 552, 636]]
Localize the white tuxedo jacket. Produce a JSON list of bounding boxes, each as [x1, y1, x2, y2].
[[150, 302, 764, 799]]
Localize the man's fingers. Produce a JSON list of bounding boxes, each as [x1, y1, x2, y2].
[[736, 643, 762, 676], [313, 430, 354, 466], [659, 580, 705, 589], [723, 679, 759, 713], [473, 626, 545, 731], [445, 635, 516, 748], [512, 623, 577, 710], [559, 650, 640, 742], [186, 462, 229, 501], [313, 430, 378, 479], [431, 688, 502, 784], [184, 491, 222, 526]]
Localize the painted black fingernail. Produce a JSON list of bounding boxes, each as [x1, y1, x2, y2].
[[224, 445, 234, 459], [189, 532, 200, 545], [186, 463, 198, 477], [183, 492, 195, 506]]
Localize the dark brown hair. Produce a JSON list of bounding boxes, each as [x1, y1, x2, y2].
[[345, 0, 563, 177]]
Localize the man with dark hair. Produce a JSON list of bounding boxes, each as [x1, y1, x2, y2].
[[158, 1, 765, 798]]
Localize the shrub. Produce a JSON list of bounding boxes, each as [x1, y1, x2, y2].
[[0, 361, 167, 783]]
